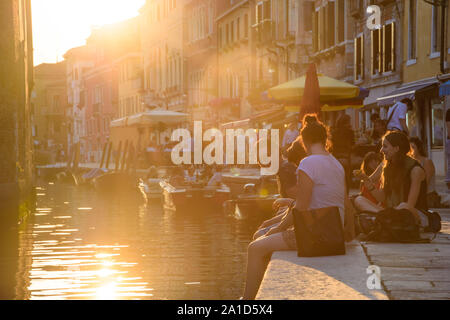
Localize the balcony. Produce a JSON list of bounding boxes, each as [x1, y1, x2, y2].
[[349, 0, 363, 18], [373, 0, 396, 5]]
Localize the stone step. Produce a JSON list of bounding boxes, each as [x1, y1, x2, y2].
[[256, 242, 388, 300]]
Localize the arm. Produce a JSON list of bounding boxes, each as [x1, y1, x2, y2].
[[265, 169, 313, 236], [403, 166, 426, 209], [423, 159, 435, 187], [369, 162, 383, 183], [396, 166, 425, 223], [260, 208, 290, 228], [400, 118, 409, 135], [446, 121, 450, 139], [360, 164, 385, 203]]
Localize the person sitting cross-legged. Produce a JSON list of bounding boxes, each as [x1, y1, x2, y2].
[[353, 131, 427, 225]]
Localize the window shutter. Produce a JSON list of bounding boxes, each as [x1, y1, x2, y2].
[[361, 35, 364, 80], [370, 30, 374, 75], [354, 37, 357, 81], [391, 22, 395, 72], [378, 28, 382, 73], [382, 25, 386, 73], [313, 10, 318, 52]]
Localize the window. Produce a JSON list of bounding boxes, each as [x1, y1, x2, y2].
[[319, 7, 326, 50], [303, 1, 313, 32], [256, 2, 263, 24], [354, 35, 364, 81], [244, 14, 249, 38], [371, 27, 382, 75], [408, 0, 416, 60], [226, 24, 229, 45], [431, 5, 441, 54], [231, 20, 234, 43], [53, 95, 60, 110], [383, 22, 395, 72], [326, 1, 335, 47], [256, 0, 271, 24], [336, 0, 345, 43], [313, 10, 319, 51], [94, 86, 103, 104], [431, 99, 444, 148]]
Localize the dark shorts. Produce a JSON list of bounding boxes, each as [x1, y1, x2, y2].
[[282, 228, 297, 250]]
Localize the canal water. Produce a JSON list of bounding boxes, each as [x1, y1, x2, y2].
[[4, 181, 265, 300]]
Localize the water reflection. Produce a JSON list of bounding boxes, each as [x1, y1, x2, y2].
[[12, 182, 259, 300]]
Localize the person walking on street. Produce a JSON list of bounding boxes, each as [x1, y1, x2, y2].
[[386, 98, 413, 135], [282, 122, 299, 148]]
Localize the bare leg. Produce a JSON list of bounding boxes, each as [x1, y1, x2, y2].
[[242, 232, 291, 300], [253, 222, 280, 240]]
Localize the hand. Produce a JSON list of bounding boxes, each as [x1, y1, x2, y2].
[[259, 220, 271, 229], [264, 226, 281, 237], [272, 198, 293, 211], [353, 169, 367, 181]]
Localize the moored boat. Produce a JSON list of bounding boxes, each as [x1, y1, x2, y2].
[[93, 171, 140, 196], [160, 180, 231, 212], [224, 194, 280, 220], [138, 178, 163, 202]]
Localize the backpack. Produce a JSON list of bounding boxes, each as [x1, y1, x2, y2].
[[419, 209, 442, 233], [358, 208, 431, 243]]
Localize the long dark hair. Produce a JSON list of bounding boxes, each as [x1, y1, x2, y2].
[[382, 131, 411, 197], [300, 114, 331, 151], [409, 136, 427, 157]]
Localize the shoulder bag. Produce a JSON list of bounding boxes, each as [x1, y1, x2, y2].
[[292, 206, 346, 257]]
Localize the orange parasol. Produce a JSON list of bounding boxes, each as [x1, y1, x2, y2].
[[299, 63, 321, 121]]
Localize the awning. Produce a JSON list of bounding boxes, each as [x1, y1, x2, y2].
[[127, 109, 188, 126], [268, 74, 360, 102], [440, 80, 450, 97], [220, 118, 251, 129], [377, 81, 439, 106]]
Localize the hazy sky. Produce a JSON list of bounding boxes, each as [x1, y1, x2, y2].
[[31, 0, 146, 66]]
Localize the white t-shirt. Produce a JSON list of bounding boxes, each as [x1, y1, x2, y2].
[[387, 101, 407, 131], [297, 154, 346, 224]]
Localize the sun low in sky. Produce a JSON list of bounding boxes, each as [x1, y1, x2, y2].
[[32, 0, 146, 66]]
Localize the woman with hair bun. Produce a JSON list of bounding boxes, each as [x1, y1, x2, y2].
[[242, 114, 346, 300]]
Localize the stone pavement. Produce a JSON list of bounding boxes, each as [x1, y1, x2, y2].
[[256, 206, 450, 300], [360, 209, 450, 300]]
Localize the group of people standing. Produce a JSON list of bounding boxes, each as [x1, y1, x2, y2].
[[242, 97, 440, 299]]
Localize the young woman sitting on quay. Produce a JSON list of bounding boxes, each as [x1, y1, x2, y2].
[[353, 131, 427, 225], [409, 137, 440, 207], [253, 139, 306, 240], [242, 115, 347, 300]]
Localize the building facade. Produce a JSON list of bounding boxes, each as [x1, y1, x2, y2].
[[141, 0, 187, 112], [400, 0, 450, 175], [0, 0, 34, 214], [184, 0, 218, 125], [32, 62, 68, 164], [63, 45, 95, 162], [216, 0, 253, 121]]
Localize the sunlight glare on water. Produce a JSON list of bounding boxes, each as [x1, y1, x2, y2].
[[11, 182, 257, 300]]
